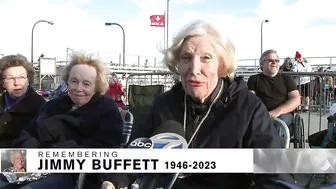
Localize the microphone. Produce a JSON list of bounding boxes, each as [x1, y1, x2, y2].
[[136, 133, 187, 189], [128, 119, 185, 149], [127, 137, 154, 189], [129, 120, 187, 189], [150, 133, 188, 189], [128, 137, 153, 149], [150, 132, 187, 149], [120, 110, 134, 147], [151, 120, 185, 137]]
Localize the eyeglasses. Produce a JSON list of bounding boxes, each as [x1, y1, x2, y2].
[[3, 76, 28, 83], [265, 59, 280, 63]]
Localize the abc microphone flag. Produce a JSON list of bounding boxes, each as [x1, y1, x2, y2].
[[134, 120, 188, 189], [128, 138, 154, 149], [150, 133, 187, 149], [128, 119, 187, 150], [127, 137, 155, 189], [132, 133, 188, 189], [151, 133, 188, 189]]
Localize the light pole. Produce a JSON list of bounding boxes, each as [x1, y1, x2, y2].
[[261, 19, 269, 55], [166, 0, 170, 49], [105, 22, 125, 66], [31, 20, 54, 63]]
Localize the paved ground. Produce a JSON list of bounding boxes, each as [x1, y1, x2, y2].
[[297, 109, 330, 148], [287, 109, 336, 188]]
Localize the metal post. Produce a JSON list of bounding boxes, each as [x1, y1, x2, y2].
[[105, 23, 126, 66], [31, 20, 54, 63], [261, 19, 269, 55], [166, 0, 170, 49], [164, 11, 166, 49], [39, 64, 41, 90]]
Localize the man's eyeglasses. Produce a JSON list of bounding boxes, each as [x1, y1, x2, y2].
[[265, 59, 280, 63], [3, 76, 28, 83]]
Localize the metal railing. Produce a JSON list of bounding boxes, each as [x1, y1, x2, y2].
[[125, 72, 178, 94], [32, 51, 336, 73], [237, 56, 336, 67]]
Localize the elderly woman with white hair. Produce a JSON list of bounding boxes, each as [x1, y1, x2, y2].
[[9, 53, 125, 189], [123, 20, 297, 189]]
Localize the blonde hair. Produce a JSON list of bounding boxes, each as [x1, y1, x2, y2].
[[62, 52, 109, 94], [160, 20, 237, 80]]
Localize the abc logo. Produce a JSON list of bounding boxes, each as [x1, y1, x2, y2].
[[150, 133, 187, 149], [128, 138, 153, 148]]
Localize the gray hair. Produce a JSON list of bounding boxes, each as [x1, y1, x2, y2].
[[259, 49, 279, 71], [160, 20, 237, 80], [11, 150, 24, 159]]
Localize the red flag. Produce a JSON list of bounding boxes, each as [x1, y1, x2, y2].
[[150, 15, 165, 27]]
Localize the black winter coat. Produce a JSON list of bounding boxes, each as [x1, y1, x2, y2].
[[0, 86, 46, 147], [13, 93, 126, 188], [130, 76, 296, 189]]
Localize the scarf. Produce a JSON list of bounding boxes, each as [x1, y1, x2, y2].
[[3, 88, 29, 112]]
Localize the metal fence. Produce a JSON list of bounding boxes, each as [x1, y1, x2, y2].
[[284, 72, 336, 137], [125, 72, 179, 93], [238, 71, 336, 146]]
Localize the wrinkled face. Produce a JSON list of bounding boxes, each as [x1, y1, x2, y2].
[[11, 152, 24, 171], [178, 35, 222, 103], [262, 53, 280, 75], [68, 64, 97, 107], [2, 66, 29, 98]]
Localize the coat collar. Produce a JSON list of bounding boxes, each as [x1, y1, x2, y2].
[[0, 86, 45, 113], [51, 92, 101, 114]]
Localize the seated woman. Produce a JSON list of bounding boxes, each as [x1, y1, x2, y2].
[[123, 20, 297, 189], [10, 53, 125, 189], [0, 54, 46, 147]]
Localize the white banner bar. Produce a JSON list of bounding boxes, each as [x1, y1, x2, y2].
[[23, 149, 254, 173], [9, 148, 336, 174], [254, 149, 336, 173]]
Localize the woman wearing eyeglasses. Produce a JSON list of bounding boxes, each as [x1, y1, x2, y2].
[[0, 54, 46, 147]]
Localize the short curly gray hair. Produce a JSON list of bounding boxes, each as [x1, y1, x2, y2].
[[161, 20, 237, 79]]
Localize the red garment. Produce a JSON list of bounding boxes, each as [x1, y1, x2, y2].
[[295, 51, 305, 67], [106, 82, 125, 107]]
